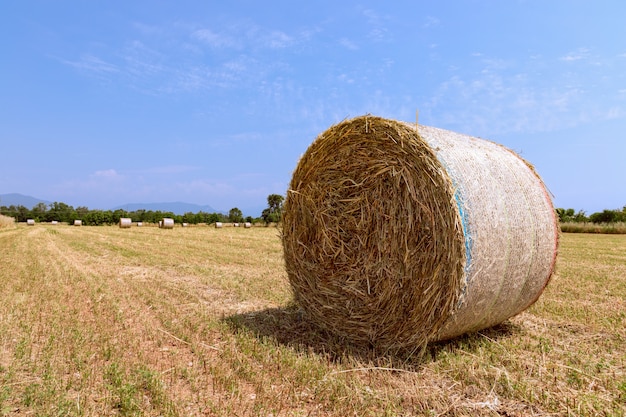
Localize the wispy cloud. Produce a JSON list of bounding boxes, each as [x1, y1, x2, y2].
[[92, 169, 122, 179], [192, 28, 241, 49], [61, 54, 119, 74], [422, 16, 440, 29], [339, 37, 359, 50], [560, 47, 591, 62], [258, 30, 294, 49], [360, 8, 390, 41], [424, 54, 596, 135]]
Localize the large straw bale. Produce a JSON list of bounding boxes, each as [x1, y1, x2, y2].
[[74, 220, 82, 226], [119, 218, 132, 228], [161, 218, 175, 229], [0, 214, 16, 228], [27, 219, 35, 226], [282, 115, 559, 352]]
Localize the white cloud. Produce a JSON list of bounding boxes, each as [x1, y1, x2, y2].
[[422, 16, 440, 29], [61, 54, 119, 74], [92, 169, 121, 179], [339, 37, 359, 50], [192, 29, 240, 49], [560, 48, 590, 62], [262, 30, 294, 49]]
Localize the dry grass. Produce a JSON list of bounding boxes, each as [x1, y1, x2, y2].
[[0, 224, 624, 416], [560, 222, 626, 234]]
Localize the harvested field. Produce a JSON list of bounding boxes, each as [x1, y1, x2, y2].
[[0, 225, 624, 416]]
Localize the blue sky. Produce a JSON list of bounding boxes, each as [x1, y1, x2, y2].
[[2, 1, 625, 216]]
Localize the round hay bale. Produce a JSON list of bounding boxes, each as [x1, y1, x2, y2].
[[182, 222, 189, 227], [215, 222, 223, 228], [137, 222, 143, 227], [233, 222, 240, 227], [244, 222, 252, 228], [119, 218, 132, 228], [51, 220, 58, 225], [27, 219, 35, 226], [161, 218, 175, 229], [74, 219, 82, 226], [282, 115, 559, 351]]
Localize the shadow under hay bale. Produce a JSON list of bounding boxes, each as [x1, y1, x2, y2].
[[223, 306, 521, 365], [282, 115, 559, 353]]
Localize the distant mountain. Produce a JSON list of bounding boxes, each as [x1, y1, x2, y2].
[[0, 193, 51, 208], [0, 193, 236, 216], [112, 202, 219, 215]]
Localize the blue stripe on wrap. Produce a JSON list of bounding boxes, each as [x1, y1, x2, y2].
[[433, 156, 472, 303]]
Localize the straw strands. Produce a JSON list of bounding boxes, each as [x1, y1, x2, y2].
[[282, 115, 559, 352]]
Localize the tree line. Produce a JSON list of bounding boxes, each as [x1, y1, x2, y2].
[[0, 194, 285, 226], [556, 206, 626, 223]]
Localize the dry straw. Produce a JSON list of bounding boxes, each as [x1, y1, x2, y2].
[[161, 218, 175, 229], [119, 218, 132, 228], [0, 214, 15, 228], [282, 115, 559, 352]]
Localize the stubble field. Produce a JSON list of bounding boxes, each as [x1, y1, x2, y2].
[[0, 224, 624, 416]]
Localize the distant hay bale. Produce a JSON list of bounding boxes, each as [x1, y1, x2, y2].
[[182, 222, 189, 227], [244, 222, 252, 228], [74, 220, 82, 226], [137, 222, 143, 227], [27, 219, 35, 226], [0, 214, 16, 228], [51, 220, 58, 225], [215, 222, 223, 228], [119, 218, 132, 228], [161, 218, 175, 229], [159, 220, 163, 228], [282, 115, 559, 351], [233, 222, 240, 227]]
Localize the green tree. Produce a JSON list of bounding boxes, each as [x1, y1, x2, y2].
[[16, 205, 30, 222], [228, 207, 243, 223], [207, 213, 221, 224], [31, 202, 47, 222], [48, 202, 74, 223], [590, 209, 619, 224], [261, 193, 284, 225]]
